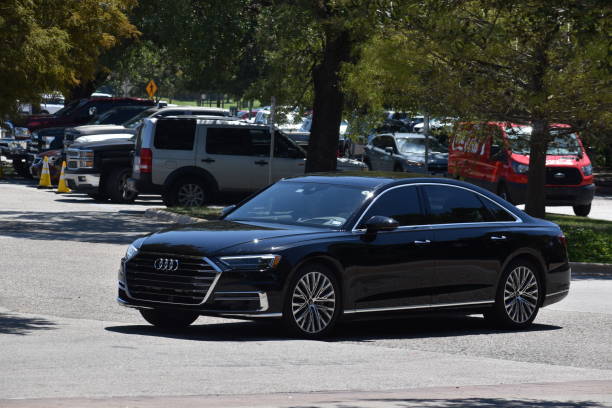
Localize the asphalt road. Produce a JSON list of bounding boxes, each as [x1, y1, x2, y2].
[[1, 180, 611, 407]]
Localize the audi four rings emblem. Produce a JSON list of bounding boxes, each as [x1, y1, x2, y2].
[[153, 258, 179, 271]]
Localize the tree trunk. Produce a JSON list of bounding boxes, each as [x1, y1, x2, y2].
[[525, 119, 549, 218], [305, 29, 352, 173]]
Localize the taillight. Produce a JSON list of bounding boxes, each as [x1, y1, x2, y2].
[[140, 148, 152, 173], [558, 233, 567, 249]]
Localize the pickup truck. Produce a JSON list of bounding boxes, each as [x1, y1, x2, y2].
[[64, 138, 137, 203]]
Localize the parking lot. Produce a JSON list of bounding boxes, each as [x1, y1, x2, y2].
[[1, 180, 611, 407]]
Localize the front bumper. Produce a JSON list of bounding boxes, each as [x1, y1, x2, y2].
[[116, 257, 285, 318], [507, 182, 595, 206], [64, 170, 100, 192]]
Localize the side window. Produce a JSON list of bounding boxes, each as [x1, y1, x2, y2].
[[372, 137, 383, 148], [383, 136, 397, 152], [206, 127, 251, 155], [422, 185, 490, 224], [360, 186, 424, 227], [480, 197, 517, 222], [153, 119, 196, 150], [250, 129, 272, 156]]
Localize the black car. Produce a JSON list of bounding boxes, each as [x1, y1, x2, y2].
[[364, 133, 448, 174], [117, 174, 570, 338]]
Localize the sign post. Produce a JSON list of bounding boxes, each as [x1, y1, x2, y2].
[[145, 80, 158, 100]]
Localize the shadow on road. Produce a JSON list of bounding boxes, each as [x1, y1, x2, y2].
[[284, 398, 606, 408], [105, 314, 561, 343], [0, 210, 171, 244], [0, 312, 57, 335]]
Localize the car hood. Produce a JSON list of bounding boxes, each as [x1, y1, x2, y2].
[[73, 133, 133, 144], [138, 220, 339, 256], [69, 125, 127, 136]]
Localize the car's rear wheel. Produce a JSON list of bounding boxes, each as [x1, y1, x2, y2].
[[139, 309, 199, 329], [283, 263, 341, 339], [165, 178, 211, 207], [573, 204, 591, 217], [485, 259, 542, 329], [106, 168, 138, 203]]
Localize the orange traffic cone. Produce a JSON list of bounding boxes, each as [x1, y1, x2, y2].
[[56, 161, 71, 193], [38, 156, 52, 188]]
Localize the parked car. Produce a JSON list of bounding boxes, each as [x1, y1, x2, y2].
[[63, 106, 230, 147], [127, 117, 366, 207], [364, 133, 448, 175], [448, 122, 595, 216], [117, 173, 570, 338], [18, 97, 155, 133], [286, 117, 352, 156]]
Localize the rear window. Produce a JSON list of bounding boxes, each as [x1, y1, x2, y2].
[[153, 119, 196, 150]]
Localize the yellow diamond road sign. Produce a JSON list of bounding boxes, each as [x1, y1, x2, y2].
[[146, 80, 158, 99]]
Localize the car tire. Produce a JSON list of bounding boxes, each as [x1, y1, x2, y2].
[[573, 204, 591, 217], [484, 259, 542, 329], [282, 263, 341, 339], [393, 163, 403, 172], [139, 309, 199, 329], [105, 168, 138, 204], [87, 192, 109, 201], [12, 160, 33, 179], [165, 177, 211, 207], [364, 158, 372, 171]]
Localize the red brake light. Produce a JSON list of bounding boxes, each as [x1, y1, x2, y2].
[[140, 148, 152, 173], [558, 233, 567, 248]]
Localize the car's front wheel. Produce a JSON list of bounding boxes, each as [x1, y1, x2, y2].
[[139, 309, 199, 329], [106, 168, 138, 204], [283, 263, 341, 339], [485, 259, 542, 329]]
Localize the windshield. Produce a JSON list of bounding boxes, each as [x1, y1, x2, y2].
[[53, 99, 86, 117], [396, 137, 447, 154], [225, 181, 372, 229], [506, 127, 582, 156], [123, 108, 157, 128]]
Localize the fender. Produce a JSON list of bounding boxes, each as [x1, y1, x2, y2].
[[163, 166, 219, 194], [498, 247, 548, 298]]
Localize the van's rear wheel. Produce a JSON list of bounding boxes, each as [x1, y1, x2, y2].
[[573, 204, 591, 217], [164, 177, 211, 207]]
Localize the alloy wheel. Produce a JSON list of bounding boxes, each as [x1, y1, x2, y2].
[[291, 271, 336, 334], [504, 266, 539, 323], [177, 183, 205, 206]]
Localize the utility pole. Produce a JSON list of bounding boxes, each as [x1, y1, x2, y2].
[[268, 96, 276, 184], [423, 113, 430, 174]]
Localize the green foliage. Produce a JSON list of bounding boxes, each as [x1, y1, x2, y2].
[[547, 214, 612, 263], [0, 0, 137, 114]]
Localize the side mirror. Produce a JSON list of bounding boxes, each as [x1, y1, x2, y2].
[[364, 215, 399, 233], [221, 204, 237, 217], [385, 146, 394, 155]]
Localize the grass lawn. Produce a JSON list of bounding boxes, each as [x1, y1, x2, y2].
[[164, 207, 612, 264], [546, 214, 612, 263]]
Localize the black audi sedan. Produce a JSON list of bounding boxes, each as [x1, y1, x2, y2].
[[117, 174, 570, 338]]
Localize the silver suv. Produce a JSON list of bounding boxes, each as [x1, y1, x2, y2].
[[127, 117, 308, 206]]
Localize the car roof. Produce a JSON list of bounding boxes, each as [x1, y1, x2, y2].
[[156, 106, 230, 112], [283, 172, 438, 189], [376, 132, 425, 139]]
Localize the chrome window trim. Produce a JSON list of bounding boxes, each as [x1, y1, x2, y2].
[[124, 256, 223, 306], [351, 182, 522, 232], [343, 300, 494, 315], [546, 289, 569, 298]]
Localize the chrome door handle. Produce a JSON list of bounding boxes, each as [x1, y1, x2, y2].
[[490, 235, 507, 240], [413, 240, 431, 245]]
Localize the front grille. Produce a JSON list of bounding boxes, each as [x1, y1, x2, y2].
[[125, 252, 220, 305], [546, 167, 582, 185]]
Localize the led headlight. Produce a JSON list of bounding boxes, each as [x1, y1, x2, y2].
[[219, 255, 281, 271], [582, 164, 593, 176], [124, 244, 139, 262], [510, 160, 529, 174]]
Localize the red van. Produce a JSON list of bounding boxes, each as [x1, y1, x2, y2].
[[448, 122, 595, 216]]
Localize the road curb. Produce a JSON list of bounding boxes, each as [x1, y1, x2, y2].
[[144, 208, 201, 224], [571, 262, 612, 276]]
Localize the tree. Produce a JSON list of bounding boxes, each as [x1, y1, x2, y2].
[[347, 0, 611, 217], [0, 0, 138, 113]]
